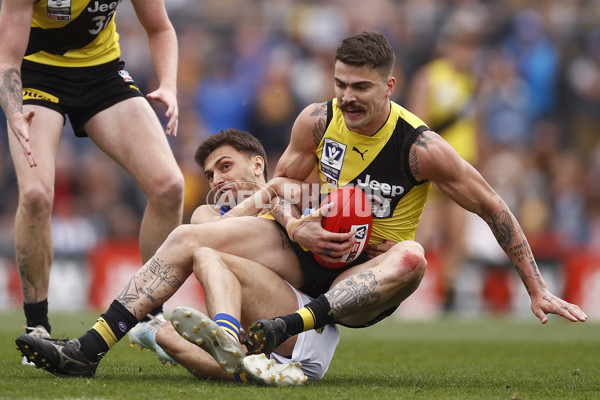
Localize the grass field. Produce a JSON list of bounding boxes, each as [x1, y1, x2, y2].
[[0, 310, 598, 400]]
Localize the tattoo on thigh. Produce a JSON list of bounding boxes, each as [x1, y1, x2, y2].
[[325, 271, 381, 319], [116, 257, 182, 318]]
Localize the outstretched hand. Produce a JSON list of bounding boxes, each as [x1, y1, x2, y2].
[[10, 110, 36, 167], [286, 202, 355, 263], [146, 88, 179, 137], [530, 289, 587, 324]]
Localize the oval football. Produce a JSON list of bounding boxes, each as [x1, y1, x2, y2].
[[314, 186, 372, 269]]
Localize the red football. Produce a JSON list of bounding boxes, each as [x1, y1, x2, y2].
[[314, 186, 373, 269]]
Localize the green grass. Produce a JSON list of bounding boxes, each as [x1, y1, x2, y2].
[[1, 310, 598, 399]]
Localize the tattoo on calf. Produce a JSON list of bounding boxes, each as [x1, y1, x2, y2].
[[325, 271, 381, 319], [116, 257, 182, 318], [0, 68, 23, 116]]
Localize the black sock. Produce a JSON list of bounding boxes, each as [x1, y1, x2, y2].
[[141, 305, 164, 322], [24, 299, 51, 334], [78, 300, 139, 362], [279, 294, 334, 336]]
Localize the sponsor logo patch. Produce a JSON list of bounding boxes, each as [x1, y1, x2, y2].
[[119, 70, 134, 83], [23, 88, 59, 104]]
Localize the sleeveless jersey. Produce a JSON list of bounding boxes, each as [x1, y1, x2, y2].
[[423, 58, 478, 164], [25, 0, 121, 67], [316, 99, 432, 244]]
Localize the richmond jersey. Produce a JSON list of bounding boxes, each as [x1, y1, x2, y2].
[[316, 99, 432, 244], [25, 0, 121, 67]]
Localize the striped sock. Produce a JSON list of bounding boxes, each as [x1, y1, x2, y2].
[[214, 313, 241, 342], [278, 294, 334, 337], [233, 372, 253, 383], [78, 300, 139, 362]]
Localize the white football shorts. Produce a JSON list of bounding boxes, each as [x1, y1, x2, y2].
[[269, 283, 339, 380]]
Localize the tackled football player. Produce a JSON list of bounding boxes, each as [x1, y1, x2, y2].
[[243, 30, 587, 354], [16, 129, 339, 385]]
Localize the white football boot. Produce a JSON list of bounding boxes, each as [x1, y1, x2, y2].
[[242, 353, 308, 386], [128, 313, 177, 365]]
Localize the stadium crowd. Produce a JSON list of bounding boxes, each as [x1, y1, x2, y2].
[[1, 0, 599, 314]]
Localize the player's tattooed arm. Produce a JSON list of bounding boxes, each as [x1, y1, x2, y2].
[[408, 131, 434, 179], [116, 257, 183, 319], [489, 210, 545, 294], [325, 271, 381, 320], [309, 102, 328, 145], [0, 67, 23, 117], [270, 196, 301, 230]]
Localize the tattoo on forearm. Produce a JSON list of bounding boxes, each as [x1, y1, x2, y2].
[[116, 257, 182, 319], [325, 271, 381, 320], [490, 210, 516, 252], [310, 102, 327, 145], [270, 196, 301, 228], [0, 67, 23, 116]]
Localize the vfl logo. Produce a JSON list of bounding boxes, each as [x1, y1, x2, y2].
[[47, 0, 71, 21], [342, 223, 370, 262], [352, 147, 368, 160], [118, 322, 127, 333], [320, 139, 347, 188], [354, 225, 368, 240]]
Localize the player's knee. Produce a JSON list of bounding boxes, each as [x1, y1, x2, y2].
[[387, 241, 427, 281], [148, 172, 184, 210], [19, 184, 54, 219], [160, 225, 200, 257], [191, 247, 220, 274]]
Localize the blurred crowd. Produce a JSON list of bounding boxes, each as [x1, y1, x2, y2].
[[1, 0, 599, 311]]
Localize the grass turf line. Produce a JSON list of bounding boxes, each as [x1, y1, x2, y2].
[[0, 310, 598, 399]]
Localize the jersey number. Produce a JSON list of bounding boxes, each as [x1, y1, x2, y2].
[[89, 14, 112, 35]]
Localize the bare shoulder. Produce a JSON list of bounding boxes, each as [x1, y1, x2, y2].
[[190, 204, 222, 224], [408, 130, 466, 182], [294, 102, 328, 146]]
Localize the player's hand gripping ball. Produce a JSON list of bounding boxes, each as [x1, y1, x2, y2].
[[314, 186, 372, 268]]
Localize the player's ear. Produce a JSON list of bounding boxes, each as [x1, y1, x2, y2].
[[253, 155, 265, 177]]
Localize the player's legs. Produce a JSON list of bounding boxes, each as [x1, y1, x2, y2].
[[328, 240, 427, 327], [245, 241, 427, 354], [83, 96, 184, 263], [156, 322, 233, 380], [7, 105, 64, 331], [157, 248, 301, 379]]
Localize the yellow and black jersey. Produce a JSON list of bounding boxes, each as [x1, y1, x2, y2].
[[25, 0, 121, 67], [316, 99, 432, 244]]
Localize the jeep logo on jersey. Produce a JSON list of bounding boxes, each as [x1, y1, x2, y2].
[[87, 0, 122, 13], [356, 174, 405, 197], [320, 139, 347, 188]]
